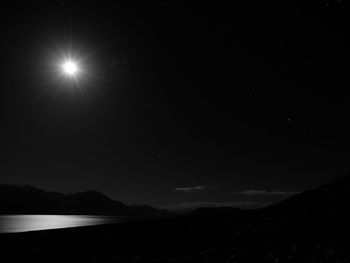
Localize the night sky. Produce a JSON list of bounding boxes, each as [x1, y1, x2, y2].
[[0, 1, 349, 208]]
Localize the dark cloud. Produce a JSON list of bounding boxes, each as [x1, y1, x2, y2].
[[163, 201, 269, 211], [173, 186, 205, 193], [173, 185, 221, 193], [235, 190, 301, 196]]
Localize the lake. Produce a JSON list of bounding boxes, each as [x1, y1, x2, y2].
[[0, 215, 125, 233]]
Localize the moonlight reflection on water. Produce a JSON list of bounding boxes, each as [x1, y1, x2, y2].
[[0, 215, 121, 233]]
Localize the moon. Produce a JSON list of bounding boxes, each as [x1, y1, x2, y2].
[[43, 43, 97, 88], [62, 60, 79, 76]]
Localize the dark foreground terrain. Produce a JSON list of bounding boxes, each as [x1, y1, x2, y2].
[[2, 174, 350, 262], [1, 213, 350, 263]]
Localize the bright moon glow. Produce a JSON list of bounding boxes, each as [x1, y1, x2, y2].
[[62, 61, 79, 76], [46, 46, 94, 87]]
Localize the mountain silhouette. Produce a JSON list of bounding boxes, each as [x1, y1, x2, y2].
[[0, 185, 66, 214], [188, 206, 243, 217], [2, 174, 350, 219], [0, 184, 170, 217], [184, 174, 350, 222], [266, 174, 350, 220]]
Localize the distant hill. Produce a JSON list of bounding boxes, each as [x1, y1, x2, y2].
[[3, 174, 350, 219], [188, 206, 243, 217], [0, 184, 171, 217], [0, 185, 66, 214], [266, 174, 350, 220], [185, 174, 350, 222]]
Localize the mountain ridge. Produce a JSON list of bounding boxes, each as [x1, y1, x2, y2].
[[2, 174, 350, 219], [185, 174, 350, 221], [0, 184, 171, 217]]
